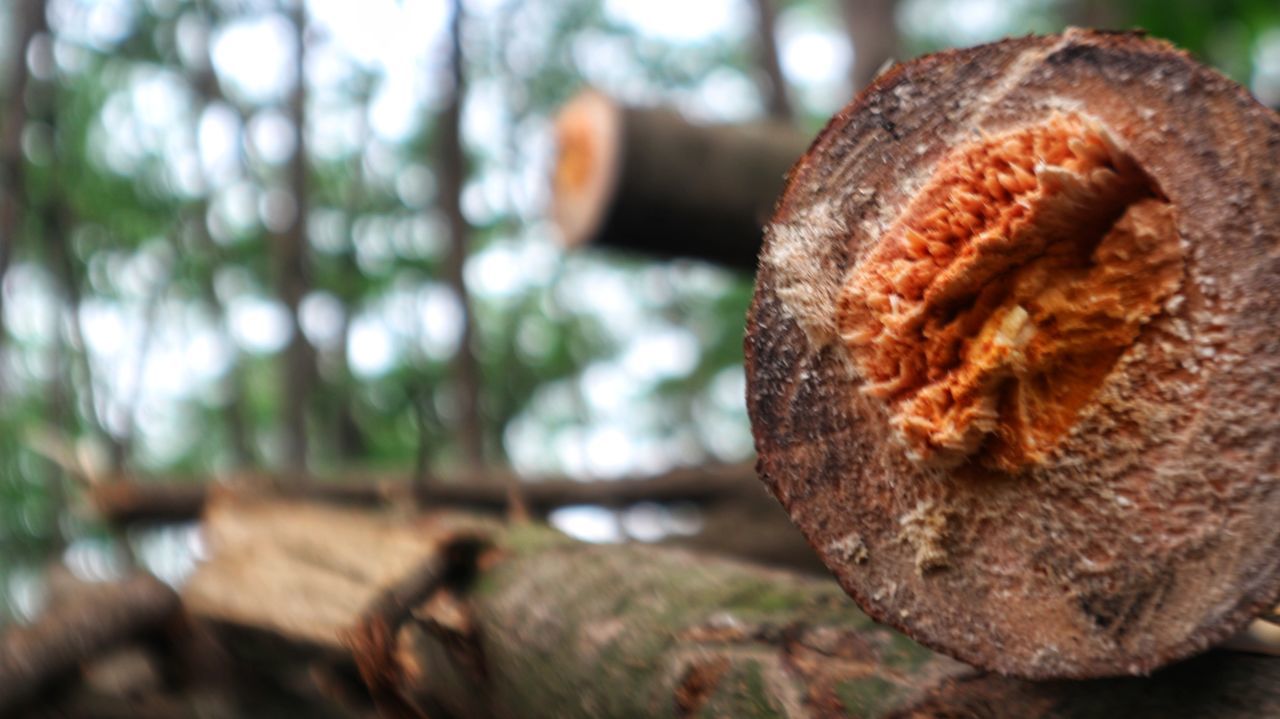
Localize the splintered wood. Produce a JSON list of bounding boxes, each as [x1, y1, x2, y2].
[[182, 492, 488, 653]]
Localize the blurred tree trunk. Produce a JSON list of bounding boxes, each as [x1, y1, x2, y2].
[[277, 0, 318, 474], [27, 0, 122, 469], [750, 0, 793, 122], [328, 88, 373, 462], [841, 0, 901, 92], [1066, 0, 1124, 28], [440, 0, 485, 468], [0, 0, 42, 370], [191, 212, 257, 468], [187, 3, 256, 468]]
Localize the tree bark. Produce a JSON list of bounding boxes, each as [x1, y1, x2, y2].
[[746, 30, 1280, 678], [439, 0, 485, 468], [552, 91, 810, 271], [895, 653, 1280, 718], [0, 574, 180, 714]]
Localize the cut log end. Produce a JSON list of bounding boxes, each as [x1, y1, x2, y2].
[[838, 113, 1182, 472], [551, 89, 623, 249], [747, 29, 1280, 679], [550, 89, 811, 269]]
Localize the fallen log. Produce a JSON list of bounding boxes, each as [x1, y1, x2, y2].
[[184, 493, 973, 717], [184, 495, 1280, 717], [90, 463, 761, 526], [88, 463, 828, 574], [746, 28, 1280, 678], [552, 90, 810, 270], [0, 573, 180, 714]]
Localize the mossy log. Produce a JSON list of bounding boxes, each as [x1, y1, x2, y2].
[[183, 493, 967, 717], [182, 493, 1280, 718]]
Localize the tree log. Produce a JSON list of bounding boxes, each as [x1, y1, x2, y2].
[[89, 463, 763, 525], [746, 29, 1280, 678], [182, 495, 1280, 718], [0, 573, 180, 714], [895, 651, 1280, 718], [184, 494, 970, 717], [552, 90, 810, 270], [91, 466, 828, 577]]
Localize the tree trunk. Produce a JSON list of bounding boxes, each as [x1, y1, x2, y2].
[[89, 463, 759, 522], [187, 13, 256, 469], [552, 91, 810, 271], [277, 0, 317, 474], [27, 0, 122, 466], [896, 654, 1280, 719], [439, 0, 485, 468], [841, 0, 900, 92], [750, 0, 793, 122], [0, 0, 42, 370]]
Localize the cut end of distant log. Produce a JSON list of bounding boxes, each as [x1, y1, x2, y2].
[[550, 88, 811, 271], [746, 28, 1280, 679], [552, 89, 624, 250]]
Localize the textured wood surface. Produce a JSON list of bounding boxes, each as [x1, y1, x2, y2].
[[747, 29, 1280, 678]]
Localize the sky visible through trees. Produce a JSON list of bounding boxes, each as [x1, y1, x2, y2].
[[1, 0, 1278, 621]]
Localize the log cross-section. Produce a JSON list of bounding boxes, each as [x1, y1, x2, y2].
[[746, 29, 1280, 678]]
